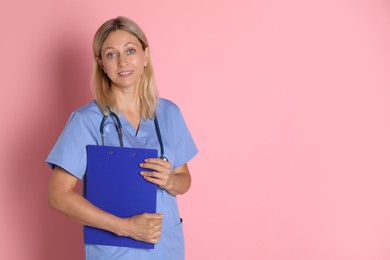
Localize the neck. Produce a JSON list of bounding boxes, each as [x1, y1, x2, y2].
[[111, 85, 140, 116], [111, 84, 142, 130]]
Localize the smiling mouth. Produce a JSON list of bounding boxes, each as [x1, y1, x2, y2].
[[119, 70, 133, 76]]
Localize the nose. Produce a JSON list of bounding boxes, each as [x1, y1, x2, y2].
[[118, 54, 128, 67]]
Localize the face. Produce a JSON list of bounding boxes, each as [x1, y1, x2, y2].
[[98, 30, 149, 91]]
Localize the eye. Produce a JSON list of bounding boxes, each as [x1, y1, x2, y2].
[[127, 49, 136, 54], [106, 52, 117, 59]]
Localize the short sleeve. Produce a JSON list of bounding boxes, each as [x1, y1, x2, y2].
[[172, 107, 198, 169], [46, 111, 98, 179]]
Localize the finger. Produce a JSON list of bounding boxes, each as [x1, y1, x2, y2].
[[151, 231, 163, 239], [143, 213, 165, 219], [140, 170, 159, 178], [149, 231, 163, 244], [139, 163, 163, 172], [144, 227, 163, 243], [142, 175, 166, 187], [140, 163, 169, 173], [144, 158, 171, 168], [141, 170, 169, 180], [150, 223, 163, 233]]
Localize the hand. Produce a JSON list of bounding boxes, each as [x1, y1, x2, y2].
[[140, 158, 173, 190], [121, 213, 164, 244]]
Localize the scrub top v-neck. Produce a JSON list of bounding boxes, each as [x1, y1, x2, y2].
[[46, 98, 198, 260]]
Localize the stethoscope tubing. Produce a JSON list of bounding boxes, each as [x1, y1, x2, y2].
[[100, 110, 167, 161], [100, 111, 124, 147]]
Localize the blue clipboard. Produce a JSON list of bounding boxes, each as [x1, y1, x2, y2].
[[84, 145, 157, 249]]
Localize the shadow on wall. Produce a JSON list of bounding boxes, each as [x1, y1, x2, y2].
[[7, 36, 92, 260]]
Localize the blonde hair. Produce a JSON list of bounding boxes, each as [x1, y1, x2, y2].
[[92, 16, 158, 119]]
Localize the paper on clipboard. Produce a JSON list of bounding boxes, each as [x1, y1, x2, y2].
[[84, 145, 157, 249]]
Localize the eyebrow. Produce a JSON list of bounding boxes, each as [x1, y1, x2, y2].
[[102, 42, 136, 52]]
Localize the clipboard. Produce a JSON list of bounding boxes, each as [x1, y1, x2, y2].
[[84, 145, 157, 249]]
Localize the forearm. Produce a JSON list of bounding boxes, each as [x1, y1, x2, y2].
[[49, 187, 123, 235], [49, 167, 164, 243], [48, 167, 123, 236]]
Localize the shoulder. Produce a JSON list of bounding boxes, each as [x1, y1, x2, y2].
[[63, 101, 102, 129], [157, 98, 181, 115], [74, 101, 102, 117], [156, 98, 188, 128]]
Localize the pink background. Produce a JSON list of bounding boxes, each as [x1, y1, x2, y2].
[[1, 0, 390, 259]]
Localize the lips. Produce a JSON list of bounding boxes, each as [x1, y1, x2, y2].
[[118, 70, 133, 76]]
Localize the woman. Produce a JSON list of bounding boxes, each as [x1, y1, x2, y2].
[[47, 16, 198, 259]]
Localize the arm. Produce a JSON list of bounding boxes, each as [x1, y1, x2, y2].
[[48, 166, 164, 244], [140, 159, 192, 196]]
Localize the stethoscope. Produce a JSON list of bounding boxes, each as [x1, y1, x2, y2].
[[100, 110, 168, 161]]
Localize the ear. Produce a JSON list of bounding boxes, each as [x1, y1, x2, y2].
[[96, 56, 105, 72], [144, 47, 150, 67]]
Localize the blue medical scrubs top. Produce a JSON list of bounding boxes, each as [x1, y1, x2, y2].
[[46, 98, 198, 260]]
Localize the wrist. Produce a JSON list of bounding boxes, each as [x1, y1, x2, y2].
[[110, 216, 131, 237], [163, 175, 176, 193]]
